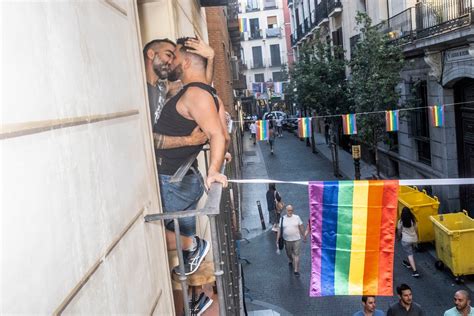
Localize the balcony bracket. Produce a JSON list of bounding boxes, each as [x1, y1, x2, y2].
[[424, 50, 442, 82]]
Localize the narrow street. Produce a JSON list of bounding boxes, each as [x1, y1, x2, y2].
[[240, 130, 473, 316]]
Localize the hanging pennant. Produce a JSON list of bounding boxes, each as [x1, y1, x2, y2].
[[308, 180, 399, 297], [342, 114, 357, 135], [385, 110, 399, 132], [298, 117, 312, 138], [429, 105, 445, 127], [256, 120, 269, 141]]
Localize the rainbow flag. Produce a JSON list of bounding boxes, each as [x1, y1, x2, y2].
[[298, 117, 312, 138], [385, 110, 399, 132], [429, 105, 444, 127], [239, 18, 247, 33], [308, 180, 399, 297], [342, 114, 357, 135], [256, 120, 269, 141]]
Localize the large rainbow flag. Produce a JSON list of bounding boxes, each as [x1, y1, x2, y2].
[[429, 105, 444, 127], [308, 180, 399, 297], [298, 117, 312, 138], [256, 120, 269, 141], [342, 114, 357, 135]]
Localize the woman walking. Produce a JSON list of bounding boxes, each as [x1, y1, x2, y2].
[[397, 207, 420, 278], [266, 183, 282, 231]]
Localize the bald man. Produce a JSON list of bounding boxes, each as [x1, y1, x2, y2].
[[444, 290, 473, 316]]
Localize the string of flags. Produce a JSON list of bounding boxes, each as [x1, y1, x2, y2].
[[250, 104, 448, 139]]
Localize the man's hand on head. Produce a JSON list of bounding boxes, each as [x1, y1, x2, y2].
[[185, 36, 215, 60], [206, 171, 228, 189], [188, 126, 208, 146]]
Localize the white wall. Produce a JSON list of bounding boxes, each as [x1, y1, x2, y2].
[[1, 1, 173, 314]]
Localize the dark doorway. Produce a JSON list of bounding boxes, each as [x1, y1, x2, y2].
[[454, 78, 474, 215]]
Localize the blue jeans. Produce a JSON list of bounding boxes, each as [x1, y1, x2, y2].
[[159, 173, 204, 237]]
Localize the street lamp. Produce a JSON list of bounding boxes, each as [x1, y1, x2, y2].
[[352, 145, 361, 180]]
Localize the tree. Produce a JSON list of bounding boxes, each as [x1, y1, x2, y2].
[[349, 12, 404, 176]]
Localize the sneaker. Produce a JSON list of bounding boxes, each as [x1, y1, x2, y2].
[[294, 271, 300, 277], [412, 271, 420, 278], [402, 260, 411, 269], [191, 293, 213, 316], [288, 262, 293, 267], [174, 236, 210, 276]]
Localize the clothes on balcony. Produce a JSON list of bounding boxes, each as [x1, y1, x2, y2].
[[266, 28, 281, 37]]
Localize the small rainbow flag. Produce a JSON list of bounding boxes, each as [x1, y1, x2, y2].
[[429, 105, 444, 127], [309, 180, 399, 297], [342, 114, 357, 135], [239, 18, 247, 33], [385, 110, 399, 132], [298, 117, 312, 138], [256, 120, 269, 141]]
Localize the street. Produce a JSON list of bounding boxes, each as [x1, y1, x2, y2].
[[240, 130, 473, 316]]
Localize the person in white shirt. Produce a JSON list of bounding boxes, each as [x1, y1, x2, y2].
[[249, 121, 257, 145], [397, 207, 420, 278], [444, 290, 473, 316], [276, 205, 305, 277], [275, 117, 283, 137]]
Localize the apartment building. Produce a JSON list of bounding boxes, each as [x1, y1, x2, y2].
[[239, 0, 290, 99], [289, 0, 474, 213]]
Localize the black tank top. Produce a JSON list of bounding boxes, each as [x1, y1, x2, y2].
[[154, 82, 219, 175]]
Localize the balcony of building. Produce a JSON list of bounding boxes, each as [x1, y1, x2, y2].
[[316, 0, 329, 27], [327, 0, 342, 17], [248, 29, 264, 40], [245, 3, 260, 12], [415, 0, 473, 39], [266, 27, 282, 38], [263, 0, 278, 10], [288, 0, 293, 7], [304, 17, 311, 34], [375, 7, 415, 43]]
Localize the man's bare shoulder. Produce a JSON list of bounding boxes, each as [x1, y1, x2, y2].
[[182, 86, 214, 106]]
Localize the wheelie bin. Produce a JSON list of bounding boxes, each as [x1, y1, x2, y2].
[[430, 211, 474, 281]]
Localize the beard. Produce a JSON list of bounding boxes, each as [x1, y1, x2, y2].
[[153, 60, 169, 80], [168, 64, 183, 82]]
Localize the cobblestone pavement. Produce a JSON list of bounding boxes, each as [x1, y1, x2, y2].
[[240, 130, 473, 316]]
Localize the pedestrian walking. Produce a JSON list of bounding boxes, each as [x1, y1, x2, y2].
[[397, 207, 420, 278], [275, 116, 283, 137], [268, 118, 276, 154], [249, 121, 257, 145], [352, 296, 384, 316], [387, 283, 425, 316], [275, 205, 305, 277], [266, 183, 282, 231], [324, 121, 330, 145], [444, 290, 473, 316]]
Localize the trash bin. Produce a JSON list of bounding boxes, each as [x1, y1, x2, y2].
[[430, 211, 474, 279], [398, 189, 440, 243]]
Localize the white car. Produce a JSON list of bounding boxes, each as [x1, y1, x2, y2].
[[263, 111, 287, 121]]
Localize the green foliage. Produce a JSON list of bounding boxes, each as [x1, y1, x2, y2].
[[289, 32, 351, 116], [349, 12, 405, 148]]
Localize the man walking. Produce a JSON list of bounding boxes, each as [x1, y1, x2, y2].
[[353, 296, 384, 316], [387, 283, 425, 316], [155, 37, 228, 277], [249, 121, 257, 145], [275, 116, 283, 137], [275, 205, 305, 277], [444, 290, 473, 316]]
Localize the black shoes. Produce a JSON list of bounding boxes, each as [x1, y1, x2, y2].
[[189, 292, 213, 316], [402, 260, 411, 269], [174, 236, 210, 276]]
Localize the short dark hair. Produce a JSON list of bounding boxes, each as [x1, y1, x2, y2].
[[176, 37, 208, 68], [396, 283, 411, 295], [143, 38, 176, 60], [362, 295, 375, 303]]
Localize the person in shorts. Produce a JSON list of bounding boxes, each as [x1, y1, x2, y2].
[[397, 207, 420, 278]]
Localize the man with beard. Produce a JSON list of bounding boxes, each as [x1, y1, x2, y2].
[[444, 290, 473, 316], [143, 38, 208, 149], [387, 283, 425, 316], [154, 37, 227, 278]]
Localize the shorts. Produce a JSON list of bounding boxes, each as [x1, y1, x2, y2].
[[401, 240, 415, 255], [159, 173, 204, 237], [285, 239, 301, 258]]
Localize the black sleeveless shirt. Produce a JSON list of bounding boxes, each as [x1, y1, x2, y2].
[[154, 82, 219, 175]]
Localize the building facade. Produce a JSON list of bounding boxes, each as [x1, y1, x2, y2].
[[289, 0, 474, 213]]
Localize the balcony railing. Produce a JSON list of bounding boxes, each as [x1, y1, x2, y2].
[[297, 24, 303, 39], [263, 0, 277, 9], [249, 29, 263, 40], [327, 0, 342, 16], [316, 0, 329, 26], [415, 0, 472, 39], [376, 7, 414, 42], [304, 17, 311, 33], [266, 27, 282, 37]]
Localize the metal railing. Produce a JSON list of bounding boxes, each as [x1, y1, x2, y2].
[[376, 7, 414, 42], [316, 0, 329, 26], [304, 17, 311, 33], [327, 0, 342, 15], [415, 0, 473, 38], [145, 128, 243, 315], [266, 27, 281, 37], [296, 24, 303, 40]]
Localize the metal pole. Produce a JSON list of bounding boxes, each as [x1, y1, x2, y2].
[[354, 158, 361, 180], [256, 201, 266, 230], [173, 219, 190, 316], [209, 215, 226, 316]]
